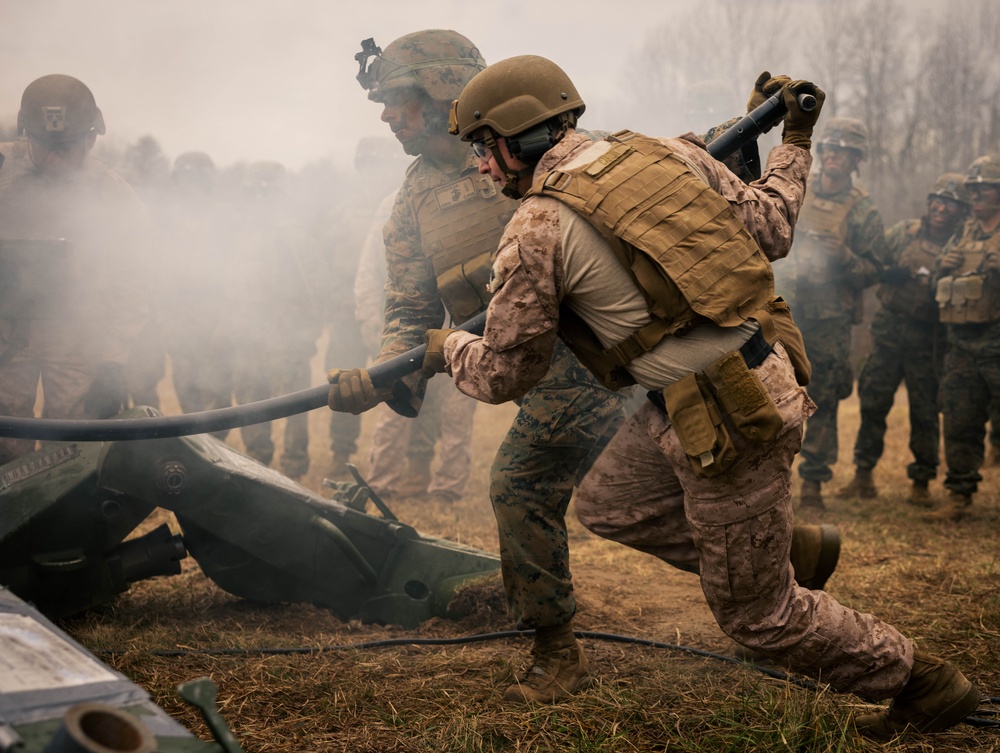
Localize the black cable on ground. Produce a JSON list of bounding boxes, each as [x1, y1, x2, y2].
[[93, 628, 1000, 729]]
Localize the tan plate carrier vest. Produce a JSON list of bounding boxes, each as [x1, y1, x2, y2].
[[793, 186, 867, 322], [876, 220, 942, 322], [412, 166, 518, 322], [526, 130, 809, 390], [935, 223, 1000, 324]]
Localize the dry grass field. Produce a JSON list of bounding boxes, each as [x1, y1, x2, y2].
[[60, 352, 1000, 753]]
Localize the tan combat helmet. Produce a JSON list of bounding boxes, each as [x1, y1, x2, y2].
[[449, 55, 585, 198], [930, 172, 971, 206], [964, 154, 1000, 186], [816, 117, 869, 160], [450, 55, 585, 142], [355, 30, 486, 103], [17, 74, 106, 143]]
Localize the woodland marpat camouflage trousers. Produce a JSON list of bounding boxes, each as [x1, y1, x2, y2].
[[491, 339, 627, 629]]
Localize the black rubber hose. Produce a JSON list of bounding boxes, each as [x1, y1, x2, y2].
[[0, 313, 485, 441]]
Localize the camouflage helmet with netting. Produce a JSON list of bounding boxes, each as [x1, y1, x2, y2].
[[356, 30, 486, 103], [450, 55, 585, 141], [929, 172, 971, 205], [817, 117, 869, 161], [17, 74, 106, 143], [964, 154, 1000, 187]]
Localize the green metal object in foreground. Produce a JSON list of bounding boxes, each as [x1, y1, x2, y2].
[[0, 408, 499, 627]]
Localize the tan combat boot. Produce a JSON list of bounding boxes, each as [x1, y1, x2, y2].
[[906, 480, 934, 509], [394, 457, 432, 498], [790, 524, 841, 590], [504, 623, 591, 703], [854, 651, 980, 740], [924, 491, 972, 522], [799, 479, 825, 510], [836, 467, 877, 499]]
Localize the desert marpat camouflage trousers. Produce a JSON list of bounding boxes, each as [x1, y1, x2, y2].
[[853, 311, 943, 481], [491, 339, 628, 630], [575, 345, 913, 700]]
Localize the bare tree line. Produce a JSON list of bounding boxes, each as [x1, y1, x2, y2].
[[630, 0, 1000, 223]]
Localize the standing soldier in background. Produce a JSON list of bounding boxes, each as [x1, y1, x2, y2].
[[839, 174, 969, 505], [231, 160, 325, 480], [327, 30, 630, 702], [775, 117, 889, 510], [930, 154, 1000, 521], [0, 74, 151, 464]]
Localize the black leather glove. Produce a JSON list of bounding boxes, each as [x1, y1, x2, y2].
[[747, 71, 791, 132], [422, 328, 455, 378], [327, 367, 391, 414], [82, 361, 128, 418], [781, 80, 826, 150], [880, 267, 911, 286]]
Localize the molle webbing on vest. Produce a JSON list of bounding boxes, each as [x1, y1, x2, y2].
[[533, 130, 774, 328], [416, 171, 518, 322], [793, 186, 867, 321], [935, 231, 1000, 324]]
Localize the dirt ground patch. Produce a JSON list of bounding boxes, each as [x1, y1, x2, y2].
[[60, 355, 1000, 752]]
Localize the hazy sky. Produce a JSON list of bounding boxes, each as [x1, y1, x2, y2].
[[3, 0, 682, 170]]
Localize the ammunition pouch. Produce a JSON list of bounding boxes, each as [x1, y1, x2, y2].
[[433, 248, 494, 322], [703, 347, 784, 445], [662, 371, 737, 478], [657, 328, 783, 478], [936, 274, 1000, 324]]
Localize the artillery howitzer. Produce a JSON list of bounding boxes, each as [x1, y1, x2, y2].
[[0, 407, 499, 627]]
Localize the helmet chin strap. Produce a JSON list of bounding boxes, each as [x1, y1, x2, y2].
[[482, 132, 532, 200]]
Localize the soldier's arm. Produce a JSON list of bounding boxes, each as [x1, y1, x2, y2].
[[446, 203, 561, 404], [844, 198, 888, 287], [675, 136, 812, 263]]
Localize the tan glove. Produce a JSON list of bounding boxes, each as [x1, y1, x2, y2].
[[939, 248, 964, 273], [327, 367, 391, 414], [747, 71, 792, 132], [781, 80, 826, 150], [422, 328, 455, 378]]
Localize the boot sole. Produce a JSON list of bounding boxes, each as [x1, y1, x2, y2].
[[798, 525, 840, 591]]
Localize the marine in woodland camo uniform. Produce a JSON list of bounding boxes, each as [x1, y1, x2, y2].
[[772, 118, 890, 508], [437, 55, 979, 736], [841, 174, 970, 504], [931, 154, 1000, 520], [333, 32, 628, 647]]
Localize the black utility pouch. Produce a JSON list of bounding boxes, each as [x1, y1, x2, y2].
[[662, 372, 737, 478]]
